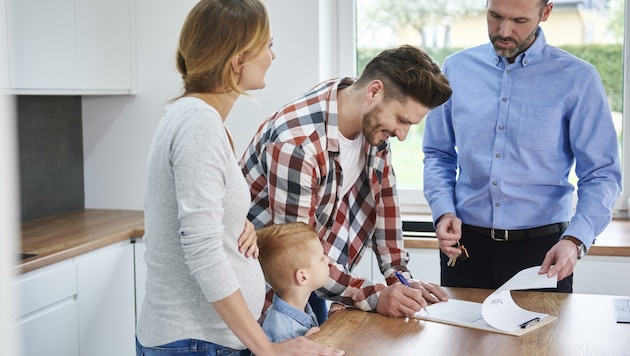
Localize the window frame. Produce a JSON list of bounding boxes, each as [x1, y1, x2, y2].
[[336, 0, 628, 219]]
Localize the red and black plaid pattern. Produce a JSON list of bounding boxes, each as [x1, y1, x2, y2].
[[241, 77, 410, 311]]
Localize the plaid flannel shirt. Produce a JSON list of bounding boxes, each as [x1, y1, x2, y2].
[[240, 77, 410, 311]]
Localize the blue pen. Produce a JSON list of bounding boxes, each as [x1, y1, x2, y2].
[[395, 271, 430, 315]]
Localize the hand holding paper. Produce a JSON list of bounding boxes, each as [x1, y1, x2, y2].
[[481, 266, 557, 331]]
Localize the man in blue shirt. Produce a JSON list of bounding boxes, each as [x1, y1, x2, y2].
[[423, 0, 621, 292]]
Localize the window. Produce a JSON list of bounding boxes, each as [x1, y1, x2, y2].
[[354, 0, 626, 217]]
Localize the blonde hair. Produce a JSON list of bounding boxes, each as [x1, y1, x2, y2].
[[176, 0, 270, 95], [257, 222, 320, 292]]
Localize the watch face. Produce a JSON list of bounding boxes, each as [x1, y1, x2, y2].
[[578, 244, 586, 259]]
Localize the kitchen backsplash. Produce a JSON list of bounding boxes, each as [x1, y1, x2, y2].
[[17, 96, 84, 222]]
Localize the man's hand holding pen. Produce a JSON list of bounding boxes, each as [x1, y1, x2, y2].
[[375, 272, 448, 317]]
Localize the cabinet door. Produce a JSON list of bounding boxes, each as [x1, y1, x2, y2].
[[573, 255, 630, 296], [134, 238, 147, 324], [16, 299, 80, 356], [14, 259, 79, 356], [6, 0, 134, 93], [367, 248, 441, 284], [405, 248, 440, 283], [350, 250, 374, 281], [76, 241, 136, 356], [75, 0, 132, 91], [6, 0, 76, 89]]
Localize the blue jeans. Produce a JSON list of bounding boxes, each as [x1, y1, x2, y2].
[[136, 338, 251, 356]]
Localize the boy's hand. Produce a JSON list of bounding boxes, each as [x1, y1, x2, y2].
[[304, 327, 321, 338]]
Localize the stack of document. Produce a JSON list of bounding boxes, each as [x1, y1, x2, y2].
[[413, 266, 558, 336]]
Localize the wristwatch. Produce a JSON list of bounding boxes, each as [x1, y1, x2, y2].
[[562, 236, 586, 259]]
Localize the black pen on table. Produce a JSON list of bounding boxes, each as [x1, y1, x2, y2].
[[519, 317, 541, 329], [395, 271, 430, 315]]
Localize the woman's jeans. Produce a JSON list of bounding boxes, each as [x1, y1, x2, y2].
[[136, 338, 251, 356]]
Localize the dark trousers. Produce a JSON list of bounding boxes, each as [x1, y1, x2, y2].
[[440, 224, 573, 293], [308, 292, 328, 324]]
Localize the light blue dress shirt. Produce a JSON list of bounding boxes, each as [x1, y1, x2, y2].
[[423, 27, 621, 250], [261, 293, 319, 343]]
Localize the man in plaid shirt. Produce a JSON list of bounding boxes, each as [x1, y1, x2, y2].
[[240, 45, 452, 320]]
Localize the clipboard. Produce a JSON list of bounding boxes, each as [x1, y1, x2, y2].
[[412, 298, 557, 336], [412, 266, 558, 336]]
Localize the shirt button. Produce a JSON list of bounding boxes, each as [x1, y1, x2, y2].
[[493, 181, 497, 186], [502, 97, 507, 102], [498, 125, 504, 130], [506, 70, 511, 74], [495, 154, 501, 158], [495, 203, 500, 207]]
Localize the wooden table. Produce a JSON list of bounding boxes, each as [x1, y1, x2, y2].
[[309, 288, 630, 355]]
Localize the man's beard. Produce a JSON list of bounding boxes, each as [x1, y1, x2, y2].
[[490, 27, 537, 59], [362, 105, 389, 146]]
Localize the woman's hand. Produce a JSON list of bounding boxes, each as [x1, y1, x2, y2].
[[238, 220, 259, 258], [273, 336, 344, 356]]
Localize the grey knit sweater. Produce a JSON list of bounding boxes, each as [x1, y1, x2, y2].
[[136, 97, 265, 349]]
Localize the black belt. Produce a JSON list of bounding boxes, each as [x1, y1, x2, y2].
[[462, 222, 569, 241]]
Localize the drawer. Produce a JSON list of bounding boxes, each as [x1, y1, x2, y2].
[[14, 259, 77, 317]]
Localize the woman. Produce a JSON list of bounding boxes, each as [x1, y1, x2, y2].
[[135, 1, 344, 355]]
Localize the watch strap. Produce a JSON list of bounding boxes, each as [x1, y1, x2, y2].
[[562, 236, 586, 259]]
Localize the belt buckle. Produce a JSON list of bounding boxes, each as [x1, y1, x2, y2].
[[491, 228, 509, 241]]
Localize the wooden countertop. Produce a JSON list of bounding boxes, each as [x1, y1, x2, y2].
[[404, 219, 630, 257], [15, 209, 144, 274], [14, 209, 630, 275]]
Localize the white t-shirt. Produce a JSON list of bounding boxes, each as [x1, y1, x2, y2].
[[338, 132, 365, 199]]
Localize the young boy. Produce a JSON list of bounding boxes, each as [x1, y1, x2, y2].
[[256, 222, 331, 342]]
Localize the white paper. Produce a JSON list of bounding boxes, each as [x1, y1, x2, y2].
[[481, 266, 556, 331], [495, 265, 557, 292], [414, 266, 557, 333]]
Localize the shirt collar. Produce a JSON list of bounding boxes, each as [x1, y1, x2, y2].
[[271, 293, 318, 327], [492, 26, 546, 68], [326, 77, 355, 153]]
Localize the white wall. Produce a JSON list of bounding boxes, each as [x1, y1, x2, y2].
[[82, 0, 341, 209]]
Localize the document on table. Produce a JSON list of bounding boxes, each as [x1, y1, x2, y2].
[[412, 266, 558, 336]]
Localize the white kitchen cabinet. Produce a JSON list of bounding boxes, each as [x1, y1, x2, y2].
[[133, 238, 147, 323], [406, 248, 440, 283], [360, 247, 440, 285], [14, 259, 80, 356], [14, 241, 137, 356], [573, 255, 630, 296], [349, 250, 374, 281], [17, 300, 80, 356], [75, 240, 136, 356], [6, 0, 135, 94]]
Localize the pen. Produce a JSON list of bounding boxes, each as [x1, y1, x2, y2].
[[519, 317, 541, 329], [395, 271, 430, 315]]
